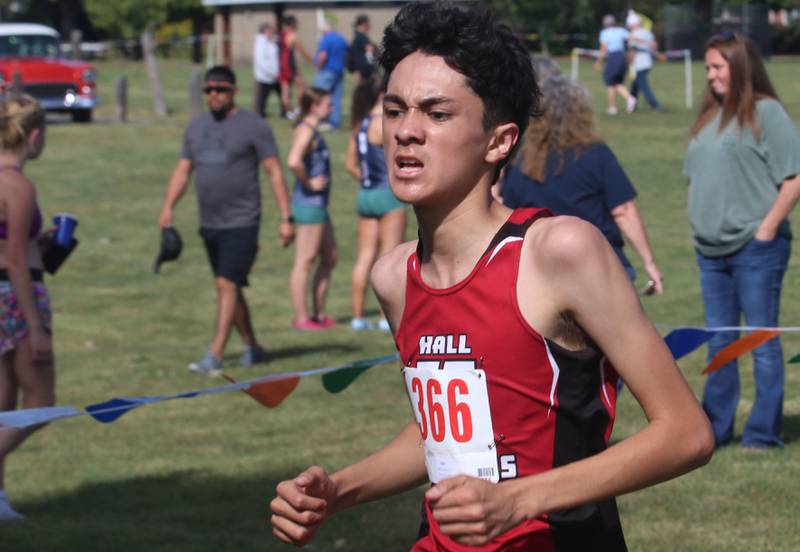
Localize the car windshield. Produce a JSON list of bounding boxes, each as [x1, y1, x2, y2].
[[0, 34, 59, 58]]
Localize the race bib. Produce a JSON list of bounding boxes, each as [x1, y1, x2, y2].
[[403, 361, 499, 483]]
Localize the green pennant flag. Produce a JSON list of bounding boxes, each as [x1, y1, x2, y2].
[[789, 354, 800, 364], [322, 364, 372, 394]]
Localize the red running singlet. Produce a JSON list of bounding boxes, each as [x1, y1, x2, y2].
[[395, 208, 627, 551]]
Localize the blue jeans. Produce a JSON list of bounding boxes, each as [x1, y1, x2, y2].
[[630, 69, 661, 110], [312, 69, 343, 129], [696, 235, 791, 448]]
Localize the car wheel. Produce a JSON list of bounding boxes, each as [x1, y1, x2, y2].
[[71, 109, 92, 123]]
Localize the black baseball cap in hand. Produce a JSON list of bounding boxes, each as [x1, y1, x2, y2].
[[153, 227, 183, 273]]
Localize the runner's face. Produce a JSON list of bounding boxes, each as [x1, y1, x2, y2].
[[383, 52, 495, 208], [705, 48, 730, 98], [312, 95, 332, 119]]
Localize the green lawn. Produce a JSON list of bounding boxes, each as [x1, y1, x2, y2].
[[1, 55, 799, 550]]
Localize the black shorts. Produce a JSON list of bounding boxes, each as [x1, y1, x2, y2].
[[603, 51, 627, 86], [199, 226, 259, 286]]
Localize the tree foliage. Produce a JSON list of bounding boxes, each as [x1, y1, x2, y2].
[[84, 0, 207, 38]]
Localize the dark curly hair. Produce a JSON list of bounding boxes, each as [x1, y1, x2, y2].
[[379, 2, 540, 145]]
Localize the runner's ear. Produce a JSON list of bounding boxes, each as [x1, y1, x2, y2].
[[484, 122, 518, 165]]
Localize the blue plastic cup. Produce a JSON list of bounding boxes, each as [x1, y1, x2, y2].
[[53, 213, 78, 247]]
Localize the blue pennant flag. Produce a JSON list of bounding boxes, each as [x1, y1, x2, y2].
[[664, 328, 715, 361], [86, 396, 168, 423]]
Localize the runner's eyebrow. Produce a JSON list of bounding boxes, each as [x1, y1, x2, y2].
[[383, 94, 455, 109]]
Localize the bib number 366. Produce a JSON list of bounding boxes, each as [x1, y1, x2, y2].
[[403, 362, 498, 483], [409, 375, 473, 442]]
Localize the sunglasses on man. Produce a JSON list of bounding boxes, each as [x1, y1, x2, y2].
[[203, 85, 235, 95]]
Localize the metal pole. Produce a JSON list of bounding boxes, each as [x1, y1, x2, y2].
[[684, 49, 692, 110], [571, 49, 578, 81]]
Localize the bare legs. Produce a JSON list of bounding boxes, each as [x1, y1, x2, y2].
[[351, 208, 407, 320], [280, 74, 306, 117], [290, 221, 338, 324], [606, 84, 635, 114], [0, 338, 55, 492], [209, 278, 258, 360]]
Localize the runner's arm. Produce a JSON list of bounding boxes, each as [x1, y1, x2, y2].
[[345, 132, 362, 181], [158, 158, 192, 229], [287, 124, 327, 192], [428, 218, 713, 546], [316, 50, 328, 70], [261, 155, 294, 246], [500, 219, 712, 516], [293, 34, 314, 65]]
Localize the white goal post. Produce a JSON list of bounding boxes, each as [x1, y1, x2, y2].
[[570, 47, 694, 110]]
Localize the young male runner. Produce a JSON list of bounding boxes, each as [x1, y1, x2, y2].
[[270, 3, 713, 550]]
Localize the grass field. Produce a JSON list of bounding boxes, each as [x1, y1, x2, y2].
[[0, 54, 799, 550]]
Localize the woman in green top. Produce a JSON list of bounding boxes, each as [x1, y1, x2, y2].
[[684, 32, 800, 450]]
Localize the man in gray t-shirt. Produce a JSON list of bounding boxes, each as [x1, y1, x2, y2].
[[158, 65, 294, 374]]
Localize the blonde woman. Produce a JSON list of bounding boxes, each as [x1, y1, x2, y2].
[[0, 95, 54, 520]]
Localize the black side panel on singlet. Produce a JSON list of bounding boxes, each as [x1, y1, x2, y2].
[[545, 339, 628, 552]]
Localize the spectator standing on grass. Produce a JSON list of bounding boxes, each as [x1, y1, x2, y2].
[[312, 18, 348, 130], [271, 3, 713, 549], [0, 95, 54, 520], [345, 77, 406, 331], [287, 88, 338, 330], [279, 15, 313, 120], [253, 22, 281, 118], [684, 32, 800, 450], [349, 14, 376, 83], [499, 76, 663, 293], [158, 66, 294, 374], [626, 11, 662, 112], [594, 14, 637, 115]]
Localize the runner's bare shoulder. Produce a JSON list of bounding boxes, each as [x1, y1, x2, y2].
[[371, 240, 416, 307]]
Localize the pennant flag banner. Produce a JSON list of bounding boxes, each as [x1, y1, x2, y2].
[[0, 406, 83, 429], [0, 353, 400, 430], [2, 323, 800, 432], [703, 330, 781, 374], [663, 328, 715, 361], [659, 325, 800, 375]]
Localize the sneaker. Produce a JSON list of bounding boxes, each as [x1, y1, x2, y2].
[[240, 345, 268, 367], [292, 318, 323, 331], [626, 97, 637, 114], [188, 351, 222, 374], [286, 108, 300, 122], [0, 499, 24, 521], [378, 318, 391, 332], [314, 315, 335, 328], [350, 317, 374, 331], [607, 107, 618, 116]]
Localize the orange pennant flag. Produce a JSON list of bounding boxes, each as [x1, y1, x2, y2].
[[703, 330, 781, 374], [222, 374, 300, 408]]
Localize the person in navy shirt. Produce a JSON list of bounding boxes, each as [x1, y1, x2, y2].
[[499, 76, 662, 293]]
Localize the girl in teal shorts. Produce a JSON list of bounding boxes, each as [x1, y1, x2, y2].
[[287, 88, 338, 330], [345, 78, 406, 331]]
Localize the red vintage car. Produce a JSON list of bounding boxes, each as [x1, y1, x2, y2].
[[0, 23, 97, 122]]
